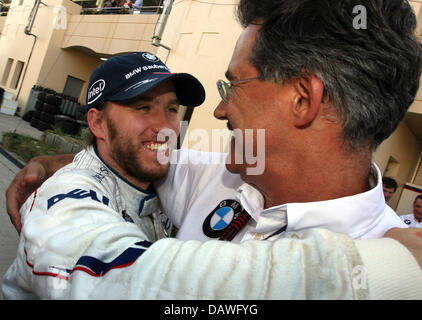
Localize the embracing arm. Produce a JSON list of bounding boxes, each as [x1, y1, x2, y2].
[[5, 221, 422, 299], [6, 153, 75, 233], [3, 170, 422, 300], [29, 154, 75, 178], [356, 228, 422, 299], [2, 183, 369, 300]]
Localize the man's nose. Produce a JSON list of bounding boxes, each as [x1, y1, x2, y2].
[[151, 110, 173, 133], [214, 100, 228, 120]]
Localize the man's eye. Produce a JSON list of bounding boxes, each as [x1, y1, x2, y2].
[[168, 105, 180, 113], [136, 106, 150, 111]]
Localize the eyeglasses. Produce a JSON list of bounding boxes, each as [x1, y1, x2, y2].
[[216, 77, 258, 104]]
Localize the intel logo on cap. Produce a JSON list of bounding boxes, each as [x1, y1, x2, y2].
[[87, 79, 106, 104]]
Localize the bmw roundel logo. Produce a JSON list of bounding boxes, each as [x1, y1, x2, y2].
[[210, 207, 234, 230], [142, 53, 159, 62], [404, 219, 411, 225], [202, 199, 242, 238]]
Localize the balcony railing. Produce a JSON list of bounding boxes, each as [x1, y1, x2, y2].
[[80, 5, 163, 14], [0, 2, 9, 16]]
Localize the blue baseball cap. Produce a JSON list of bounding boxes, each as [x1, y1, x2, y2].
[[86, 52, 205, 110]]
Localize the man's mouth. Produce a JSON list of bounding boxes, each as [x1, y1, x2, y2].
[[144, 142, 169, 152]]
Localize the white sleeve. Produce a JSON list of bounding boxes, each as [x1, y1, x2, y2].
[[355, 238, 422, 299], [2, 172, 155, 299]]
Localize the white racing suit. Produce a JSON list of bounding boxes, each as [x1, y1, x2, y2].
[[2, 146, 422, 299]]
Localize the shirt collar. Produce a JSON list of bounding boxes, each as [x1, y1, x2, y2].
[[235, 162, 387, 239], [284, 162, 386, 238], [236, 183, 264, 222]]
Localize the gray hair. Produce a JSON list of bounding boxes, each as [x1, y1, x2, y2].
[[237, 0, 422, 149]]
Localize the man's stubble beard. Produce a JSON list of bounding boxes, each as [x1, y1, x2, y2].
[[107, 117, 169, 183]]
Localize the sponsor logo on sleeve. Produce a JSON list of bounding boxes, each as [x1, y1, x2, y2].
[[47, 188, 110, 209]]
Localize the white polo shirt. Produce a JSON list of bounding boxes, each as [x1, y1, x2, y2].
[[155, 150, 406, 242], [400, 214, 422, 228]]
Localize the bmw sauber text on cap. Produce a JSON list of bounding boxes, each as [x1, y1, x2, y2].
[[86, 52, 205, 111]]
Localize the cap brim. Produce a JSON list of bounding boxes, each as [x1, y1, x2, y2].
[[109, 73, 205, 107]]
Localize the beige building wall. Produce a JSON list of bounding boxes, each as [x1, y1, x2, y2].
[[62, 14, 159, 56], [0, 16, 6, 32], [0, 0, 160, 111], [37, 48, 102, 102], [373, 122, 421, 211], [0, 0, 84, 109], [155, 0, 241, 152]]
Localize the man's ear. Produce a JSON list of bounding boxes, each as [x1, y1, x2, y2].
[[291, 74, 325, 128], [87, 107, 107, 141]]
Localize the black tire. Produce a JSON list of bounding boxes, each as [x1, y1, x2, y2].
[[30, 117, 39, 128], [22, 111, 34, 122], [42, 102, 61, 115], [33, 110, 41, 120], [37, 119, 53, 131], [75, 111, 86, 121], [40, 111, 55, 124], [34, 99, 44, 111], [77, 104, 86, 113], [37, 92, 46, 102], [76, 120, 88, 128], [45, 94, 62, 106]]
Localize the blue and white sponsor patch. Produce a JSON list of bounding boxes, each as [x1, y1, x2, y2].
[[210, 207, 234, 231], [202, 199, 242, 238]]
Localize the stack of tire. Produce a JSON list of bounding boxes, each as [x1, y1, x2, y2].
[[30, 90, 62, 131], [0, 87, 4, 107], [22, 85, 42, 122], [55, 95, 86, 135]]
